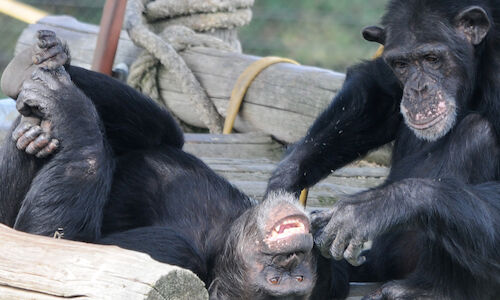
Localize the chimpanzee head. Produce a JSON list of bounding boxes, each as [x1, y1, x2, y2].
[[209, 192, 315, 299], [363, 0, 491, 141]]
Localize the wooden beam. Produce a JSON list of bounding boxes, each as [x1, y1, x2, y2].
[[0, 224, 208, 299]]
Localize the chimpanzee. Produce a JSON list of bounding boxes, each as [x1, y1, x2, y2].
[[0, 31, 350, 299], [267, 0, 500, 299]]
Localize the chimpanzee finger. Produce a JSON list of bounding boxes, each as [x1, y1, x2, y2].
[[315, 222, 342, 258], [42, 53, 69, 70], [12, 116, 40, 141], [330, 231, 350, 260], [343, 239, 367, 266], [25, 133, 50, 155], [33, 45, 65, 65], [16, 125, 42, 150], [310, 209, 334, 231], [37, 30, 56, 39], [35, 139, 59, 158], [37, 35, 59, 49]]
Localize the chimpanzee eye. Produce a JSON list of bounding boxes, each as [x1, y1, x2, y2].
[[269, 277, 280, 285], [392, 60, 408, 70], [424, 54, 440, 64], [296, 275, 304, 282]]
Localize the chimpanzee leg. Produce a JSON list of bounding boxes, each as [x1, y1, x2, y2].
[[11, 67, 113, 241], [0, 117, 44, 226]]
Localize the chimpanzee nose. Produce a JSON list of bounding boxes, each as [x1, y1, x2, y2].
[[408, 80, 428, 94], [272, 252, 304, 270]]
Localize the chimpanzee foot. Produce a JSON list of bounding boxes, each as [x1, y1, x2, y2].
[[13, 67, 71, 158], [12, 116, 59, 158], [33, 30, 70, 70]]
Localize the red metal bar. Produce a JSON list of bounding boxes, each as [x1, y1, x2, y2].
[[92, 0, 128, 75]]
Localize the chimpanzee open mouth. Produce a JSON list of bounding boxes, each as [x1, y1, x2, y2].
[[267, 215, 309, 241]]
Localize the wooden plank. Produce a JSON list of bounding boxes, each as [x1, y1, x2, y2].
[[0, 224, 208, 300], [197, 157, 387, 206], [185, 132, 273, 144], [158, 49, 344, 142]]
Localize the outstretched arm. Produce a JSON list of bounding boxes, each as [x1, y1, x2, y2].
[[314, 178, 500, 278], [267, 59, 403, 195]]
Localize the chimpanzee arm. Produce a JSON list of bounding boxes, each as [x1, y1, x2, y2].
[[314, 178, 500, 278], [267, 58, 402, 195], [66, 65, 184, 154], [11, 68, 114, 241]]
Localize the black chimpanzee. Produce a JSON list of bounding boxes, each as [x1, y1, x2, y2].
[[267, 0, 500, 299], [0, 31, 350, 299]]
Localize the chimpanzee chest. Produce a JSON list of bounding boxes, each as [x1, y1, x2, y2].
[[388, 114, 499, 184]]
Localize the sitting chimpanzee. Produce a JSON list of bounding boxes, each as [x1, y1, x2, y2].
[[0, 31, 350, 299], [268, 0, 500, 299]]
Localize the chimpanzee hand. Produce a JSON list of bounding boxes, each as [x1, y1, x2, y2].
[[266, 155, 303, 196], [313, 198, 380, 267]]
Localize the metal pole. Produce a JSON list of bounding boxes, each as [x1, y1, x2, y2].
[[92, 0, 127, 75]]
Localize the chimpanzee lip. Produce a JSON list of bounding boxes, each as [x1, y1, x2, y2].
[[407, 108, 449, 130], [267, 214, 310, 242]]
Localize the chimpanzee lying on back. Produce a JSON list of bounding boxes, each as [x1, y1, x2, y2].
[[0, 31, 349, 299]]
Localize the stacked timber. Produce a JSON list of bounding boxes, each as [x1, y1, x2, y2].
[[15, 16, 346, 143]]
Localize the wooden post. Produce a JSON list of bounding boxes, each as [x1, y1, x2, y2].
[[91, 0, 127, 74]]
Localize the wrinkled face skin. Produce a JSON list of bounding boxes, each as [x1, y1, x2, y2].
[[211, 192, 315, 300], [384, 42, 462, 141], [362, 5, 491, 142]]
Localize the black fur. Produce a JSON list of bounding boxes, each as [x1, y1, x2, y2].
[[267, 1, 500, 299]]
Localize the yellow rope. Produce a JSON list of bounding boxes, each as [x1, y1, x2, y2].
[[223, 57, 300, 134], [224, 56, 307, 207], [373, 45, 384, 59], [0, 0, 48, 24]]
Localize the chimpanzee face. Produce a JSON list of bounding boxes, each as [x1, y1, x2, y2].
[[362, 5, 491, 141], [242, 194, 315, 299], [383, 42, 462, 141], [209, 193, 315, 300]]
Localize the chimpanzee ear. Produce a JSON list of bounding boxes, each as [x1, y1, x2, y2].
[[362, 26, 386, 45], [455, 6, 491, 45]]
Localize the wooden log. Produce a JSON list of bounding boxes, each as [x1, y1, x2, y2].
[[15, 16, 345, 143], [0, 224, 208, 300]]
